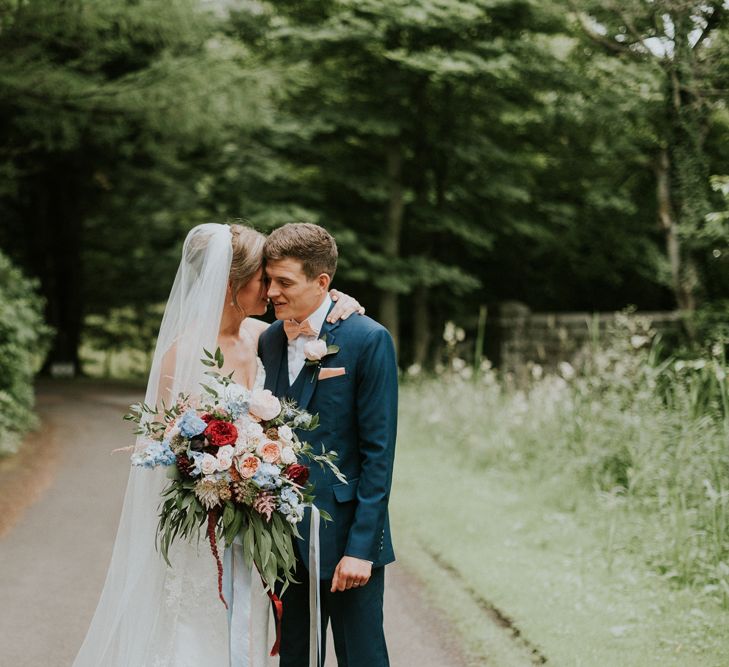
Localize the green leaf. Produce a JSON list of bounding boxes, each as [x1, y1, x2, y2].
[[200, 383, 219, 398], [222, 501, 235, 528], [259, 529, 273, 569], [243, 524, 255, 567]]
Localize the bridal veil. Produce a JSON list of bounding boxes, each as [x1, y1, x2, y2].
[[73, 224, 234, 666]]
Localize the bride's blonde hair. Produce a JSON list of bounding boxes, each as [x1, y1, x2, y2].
[[229, 223, 266, 311]]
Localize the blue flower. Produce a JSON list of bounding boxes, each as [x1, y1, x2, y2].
[[252, 462, 282, 490], [189, 450, 204, 476], [131, 440, 176, 468], [225, 395, 250, 420], [280, 487, 299, 505], [178, 410, 207, 438]]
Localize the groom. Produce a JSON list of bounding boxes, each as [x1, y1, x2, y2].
[[258, 223, 398, 667]]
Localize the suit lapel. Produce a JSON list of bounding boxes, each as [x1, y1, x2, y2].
[[296, 314, 341, 412]]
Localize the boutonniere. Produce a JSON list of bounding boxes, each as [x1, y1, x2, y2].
[[304, 336, 339, 382]]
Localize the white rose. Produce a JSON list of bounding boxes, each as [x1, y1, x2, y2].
[[246, 421, 265, 439], [216, 445, 234, 471], [304, 338, 328, 361], [280, 446, 296, 465], [235, 420, 262, 452], [200, 453, 218, 476], [248, 389, 282, 421], [278, 424, 293, 444], [218, 445, 235, 458]]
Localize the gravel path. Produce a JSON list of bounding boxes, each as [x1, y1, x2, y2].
[[0, 381, 468, 667]]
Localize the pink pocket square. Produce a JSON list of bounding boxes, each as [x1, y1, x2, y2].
[[318, 367, 346, 380]]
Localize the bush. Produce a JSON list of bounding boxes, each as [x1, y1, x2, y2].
[[0, 251, 53, 455]]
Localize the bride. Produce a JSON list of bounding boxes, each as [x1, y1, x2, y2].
[[73, 223, 363, 667]]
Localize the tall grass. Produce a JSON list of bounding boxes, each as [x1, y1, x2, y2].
[[405, 314, 729, 606]]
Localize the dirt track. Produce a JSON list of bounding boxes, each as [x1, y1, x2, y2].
[[0, 381, 468, 667]]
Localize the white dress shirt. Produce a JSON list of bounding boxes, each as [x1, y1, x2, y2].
[[287, 295, 332, 385]]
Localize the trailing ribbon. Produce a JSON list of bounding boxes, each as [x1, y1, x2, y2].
[[223, 538, 269, 667], [266, 589, 283, 656], [223, 505, 321, 667], [308, 505, 321, 667]]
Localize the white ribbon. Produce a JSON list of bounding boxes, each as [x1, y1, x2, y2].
[[223, 538, 269, 667], [308, 505, 321, 667], [224, 506, 321, 667]]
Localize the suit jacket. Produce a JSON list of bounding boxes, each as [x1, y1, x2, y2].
[[258, 309, 398, 579]]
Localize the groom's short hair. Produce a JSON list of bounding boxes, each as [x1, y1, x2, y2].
[[264, 223, 338, 280]]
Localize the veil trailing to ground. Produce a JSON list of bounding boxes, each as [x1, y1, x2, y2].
[[73, 224, 234, 666]]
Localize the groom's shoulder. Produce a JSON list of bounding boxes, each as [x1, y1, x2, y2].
[[338, 314, 392, 346]]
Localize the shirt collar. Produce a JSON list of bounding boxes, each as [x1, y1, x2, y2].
[[298, 294, 332, 338]]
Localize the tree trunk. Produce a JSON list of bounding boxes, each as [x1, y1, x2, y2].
[[379, 144, 404, 353], [654, 148, 695, 313], [412, 285, 430, 367], [37, 166, 85, 375]]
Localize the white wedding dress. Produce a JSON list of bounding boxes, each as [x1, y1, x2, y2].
[[73, 225, 272, 667]]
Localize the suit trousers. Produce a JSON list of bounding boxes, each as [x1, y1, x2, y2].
[[277, 557, 389, 667]]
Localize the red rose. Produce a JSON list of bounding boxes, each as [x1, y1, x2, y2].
[[203, 419, 238, 447], [201, 413, 214, 423], [284, 463, 309, 486]]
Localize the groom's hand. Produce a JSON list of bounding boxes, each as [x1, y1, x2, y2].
[[330, 556, 372, 592]]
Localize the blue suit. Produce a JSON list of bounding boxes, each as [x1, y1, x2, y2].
[[258, 307, 398, 667]]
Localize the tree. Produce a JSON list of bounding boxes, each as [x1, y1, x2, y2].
[[0, 0, 265, 373], [567, 0, 729, 314], [224, 0, 565, 360]]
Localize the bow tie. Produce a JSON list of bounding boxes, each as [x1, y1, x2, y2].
[[284, 318, 318, 341]]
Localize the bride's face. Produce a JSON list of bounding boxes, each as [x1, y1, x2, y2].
[[234, 266, 269, 317]]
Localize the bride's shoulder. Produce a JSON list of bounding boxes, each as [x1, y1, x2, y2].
[[241, 318, 269, 346]]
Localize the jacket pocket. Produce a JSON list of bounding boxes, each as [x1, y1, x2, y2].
[[332, 477, 359, 503]]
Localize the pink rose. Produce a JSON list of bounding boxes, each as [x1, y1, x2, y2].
[[235, 454, 260, 479], [304, 339, 328, 361], [257, 440, 281, 464], [248, 389, 282, 422]]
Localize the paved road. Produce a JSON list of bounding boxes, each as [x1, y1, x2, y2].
[[0, 381, 468, 667]]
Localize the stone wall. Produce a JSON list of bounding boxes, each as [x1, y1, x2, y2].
[[491, 301, 684, 375]]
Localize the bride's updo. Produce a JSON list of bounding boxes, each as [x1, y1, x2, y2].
[[229, 223, 266, 309]]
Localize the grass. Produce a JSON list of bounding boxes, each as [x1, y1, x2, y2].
[[390, 322, 729, 666], [392, 393, 729, 666]]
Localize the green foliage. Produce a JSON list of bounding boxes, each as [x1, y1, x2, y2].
[[406, 316, 729, 606], [1, 0, 729, 369], [0, 250, 53, 454]]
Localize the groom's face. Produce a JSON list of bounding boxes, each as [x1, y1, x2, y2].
[[265, 257, 330, 322]]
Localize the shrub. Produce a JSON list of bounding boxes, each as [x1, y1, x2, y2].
[[0, 251, 53, 455]]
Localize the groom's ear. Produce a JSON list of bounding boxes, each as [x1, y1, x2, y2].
[[316, 272, 332, 292]]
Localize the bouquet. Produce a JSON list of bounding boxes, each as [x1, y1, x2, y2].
[[125, 347, 343, 605]]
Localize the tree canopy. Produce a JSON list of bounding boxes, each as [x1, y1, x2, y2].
[[1, 0, 728, 370]]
